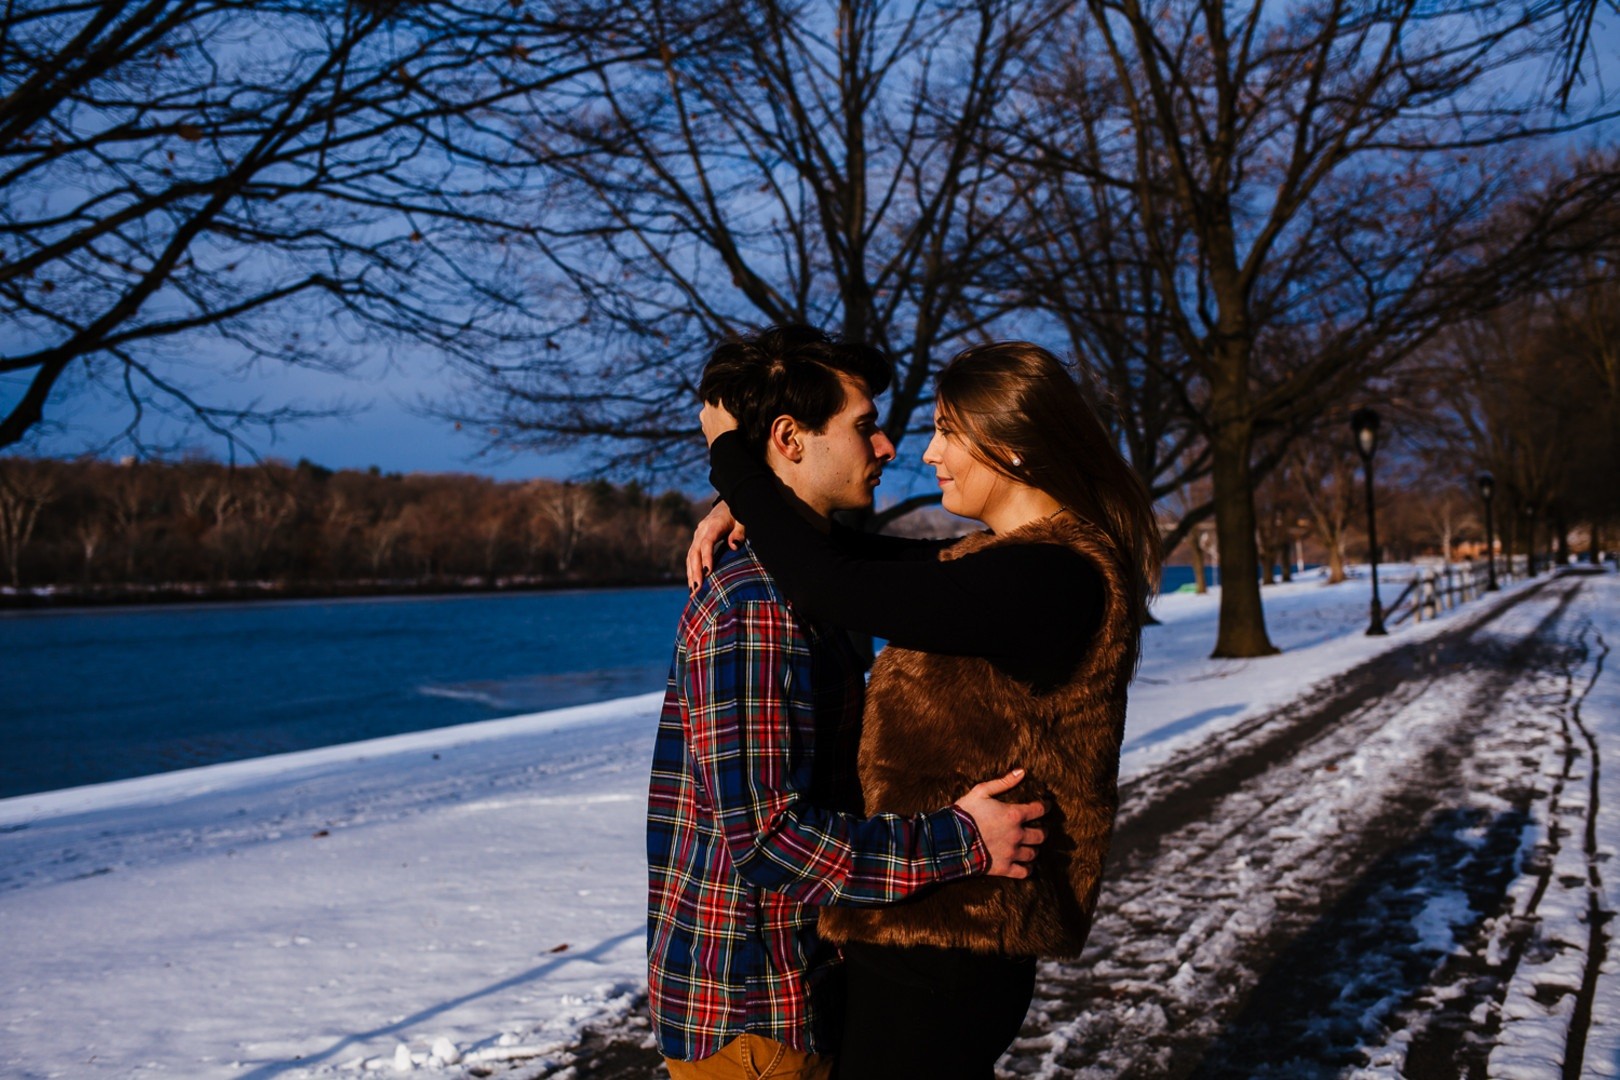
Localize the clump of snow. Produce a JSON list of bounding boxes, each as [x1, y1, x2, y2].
[[1409, 891, 1475, 953]]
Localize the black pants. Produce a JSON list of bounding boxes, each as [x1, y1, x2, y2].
[[833, 941, 1036, 1080]]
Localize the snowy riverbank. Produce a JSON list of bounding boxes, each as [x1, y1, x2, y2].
[[3, 567, 1610, 1078]]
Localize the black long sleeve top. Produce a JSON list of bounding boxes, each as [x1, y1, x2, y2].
[[708, 430, 1104, 689]]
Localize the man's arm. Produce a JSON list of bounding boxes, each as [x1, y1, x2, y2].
[[685, 600, 1042, 906]]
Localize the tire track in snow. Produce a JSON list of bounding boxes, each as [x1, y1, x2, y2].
[[1449, 605, 1613, 1080], [1207, 583, 1588, 1079], [1563, 620, 1610, 1079], [1366, 580, 1612, 1080]]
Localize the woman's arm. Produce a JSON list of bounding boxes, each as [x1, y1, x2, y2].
[[829, 520, 955, 562], [685, 501, 947, 591], [709, 430, 1102, 660]]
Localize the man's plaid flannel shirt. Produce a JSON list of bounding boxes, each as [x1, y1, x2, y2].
[[646, 542, 989, 1062]]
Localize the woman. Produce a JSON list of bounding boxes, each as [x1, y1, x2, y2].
[[693, 342, 1160, 1079]]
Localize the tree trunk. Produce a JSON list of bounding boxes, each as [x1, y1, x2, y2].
[[1189, 532, 1208, 594], [1210, 414, 1278, 657], [1327, 538, 1346, 584]]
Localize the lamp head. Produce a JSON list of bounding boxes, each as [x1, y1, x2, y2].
[[1476, 471, 1495, 501], [1350, 407, 1380, 460]]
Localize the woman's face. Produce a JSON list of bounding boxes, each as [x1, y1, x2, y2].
[[922, 405, 1005, 522]]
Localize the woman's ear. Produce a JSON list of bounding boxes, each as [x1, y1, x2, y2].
[[767, 415, 805, 462]]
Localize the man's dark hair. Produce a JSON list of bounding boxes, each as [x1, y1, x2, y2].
[[698, 324, 893, 454]]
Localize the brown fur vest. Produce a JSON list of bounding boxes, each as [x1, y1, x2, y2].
[[817, 513, 1137, 957]]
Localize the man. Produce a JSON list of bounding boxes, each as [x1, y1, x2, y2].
[[647, 325, 1046, 1079]]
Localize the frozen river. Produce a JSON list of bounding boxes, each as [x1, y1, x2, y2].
[[0, 586, 689, 797]]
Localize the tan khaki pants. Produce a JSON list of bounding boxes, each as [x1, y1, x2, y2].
[[664, 1033, 833, 1080]]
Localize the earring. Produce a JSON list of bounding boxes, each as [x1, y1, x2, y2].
[[1011, 455, 1023, 467]]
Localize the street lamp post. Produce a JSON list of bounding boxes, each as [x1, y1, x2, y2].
[[1477, 471, 1499, 591], [1525, 504, 1538, 576], [1351, 408, 1386, 636]]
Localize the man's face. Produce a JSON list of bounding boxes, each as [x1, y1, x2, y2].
[[788, 375, 896, 517]]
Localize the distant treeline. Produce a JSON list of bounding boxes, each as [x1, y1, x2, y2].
[[0, 456, 703, 603]]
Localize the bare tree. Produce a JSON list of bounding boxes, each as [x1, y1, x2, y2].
[[1160, 462, 1214, 592], [0, 457, 59, 585], [996, 75, 1212, 550], [106, 462, 155, 576], [1290, 433, 1358, 585], [468, 484, 521, 583], [1546, 246, 1620, 544], [1253, 467, 1305, 585], [1003, 0, 1617, 655], [1413, 483, 1472, 562], [75, 514, 106, 584], [531, 480, 593, 575], [1555, 0, 1620, 108], [234, 473, 297, 577], [1412, 273, 1619, 566], [459, 0, 1061, 482], [1, 0, 647, 454], [363, 512, 404, 577]]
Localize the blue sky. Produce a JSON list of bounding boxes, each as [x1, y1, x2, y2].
[[3, 342, 585, 481], [2, 336, 950, 506]]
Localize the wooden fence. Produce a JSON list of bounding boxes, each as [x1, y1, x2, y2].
[[1385, 555, 1531, 628]]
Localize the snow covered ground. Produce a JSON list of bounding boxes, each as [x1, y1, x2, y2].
[[2, 566, 1613, 1078]]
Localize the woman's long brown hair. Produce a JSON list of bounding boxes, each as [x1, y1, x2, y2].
[[935, 342, 1162, 617]]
